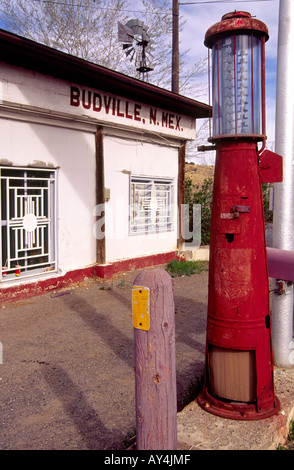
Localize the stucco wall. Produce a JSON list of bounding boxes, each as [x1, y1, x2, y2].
[[0, 118, 96, 273], [0, 118, 180, 276], [103, 134, 179, 262]]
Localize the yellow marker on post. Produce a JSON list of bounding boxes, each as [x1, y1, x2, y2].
[[132, 285, 150, 331]]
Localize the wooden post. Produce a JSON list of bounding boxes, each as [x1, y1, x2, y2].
[[95, 126, 106, 264], [177, 142, 186, 251], [172, 0, 180, 93], [132, 267, 177, 450]]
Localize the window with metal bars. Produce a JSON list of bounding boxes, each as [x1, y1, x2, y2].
[[130, 177, 174, 234], [0, 167, 57, 282]]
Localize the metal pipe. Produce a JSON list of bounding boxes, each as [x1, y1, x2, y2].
[[197, 144, 217, 152], [267, 247, 294, 282], [272, 0, 294, 368]]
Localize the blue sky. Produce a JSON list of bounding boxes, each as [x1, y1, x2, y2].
[[178, 0, 280, 149]]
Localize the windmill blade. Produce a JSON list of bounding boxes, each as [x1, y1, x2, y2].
[[118, 21, 133, 43], [125, 19, 150, 42], [129, 50, 136, 62], [125, 19, 144, 31], [125, 47, 135, 57], [119, 18, 155, 80], [125, 47, 136, 62]]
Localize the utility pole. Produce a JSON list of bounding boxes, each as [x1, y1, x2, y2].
[[172, 0, 179, 93], [272, 0, 294, 368]]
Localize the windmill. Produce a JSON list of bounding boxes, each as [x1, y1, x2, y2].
[[118, 19, 154, 81]]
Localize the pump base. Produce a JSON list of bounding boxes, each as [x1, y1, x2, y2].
[[197, 389, 280, 421]]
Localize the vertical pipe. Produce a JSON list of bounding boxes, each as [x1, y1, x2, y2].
[[261, 36, 266, 141], [272, 0, 294, 368], [95, 127, 106, 265], [208, 48, 212, 138], [251, 34, 255, 134], [178, 142, 186, 251], [234, 34, 237, 135], [217, 41, 221, 135]]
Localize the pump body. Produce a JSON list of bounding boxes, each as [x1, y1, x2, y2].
[[197, 140, 281, 419], [197, 12, 281, 420]]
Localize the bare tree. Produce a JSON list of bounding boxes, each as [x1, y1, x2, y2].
[[0, 0, 131, 69], [0, 0, 206, 92], [124, 0, 207, 97]]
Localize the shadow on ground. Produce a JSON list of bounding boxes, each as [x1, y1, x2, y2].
[[0, 268, 208, 450]]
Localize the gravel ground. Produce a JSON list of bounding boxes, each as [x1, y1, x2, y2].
[[0, 267, 208, 450]]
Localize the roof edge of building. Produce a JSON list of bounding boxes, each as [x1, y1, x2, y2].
[[0, 28, 210, 119]]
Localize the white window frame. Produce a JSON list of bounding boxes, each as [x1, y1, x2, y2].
[[0, 166, 58, 282], [130, 176, 174, 235]]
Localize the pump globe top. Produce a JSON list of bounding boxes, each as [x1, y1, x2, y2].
[[204, 11, 269, 48], [205, 11, 269, 140]]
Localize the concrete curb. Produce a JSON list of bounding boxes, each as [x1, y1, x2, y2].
[[177, 368, 294, 450], [180, 246, 210, 262]]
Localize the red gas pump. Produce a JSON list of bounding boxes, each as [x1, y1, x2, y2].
[[197, 11, 282, 420]]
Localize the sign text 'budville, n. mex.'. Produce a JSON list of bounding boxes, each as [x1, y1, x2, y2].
[[70, 86, 191, 136]]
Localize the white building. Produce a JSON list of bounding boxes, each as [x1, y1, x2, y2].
[[0, 29, 209, 302]]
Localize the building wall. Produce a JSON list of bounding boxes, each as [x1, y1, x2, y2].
[[103, 133, 179, 262], [0, 62, 192, 287], [0, 118, 97, 274], [0, 116, 180, 280]]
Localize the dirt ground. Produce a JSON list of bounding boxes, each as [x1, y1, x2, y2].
[[0, 266, 208, 450]]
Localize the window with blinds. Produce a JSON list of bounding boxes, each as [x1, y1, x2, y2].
[[130, 177, 174, 234]]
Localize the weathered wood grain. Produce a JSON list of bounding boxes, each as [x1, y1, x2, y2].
[[133, 267, 177, 450]]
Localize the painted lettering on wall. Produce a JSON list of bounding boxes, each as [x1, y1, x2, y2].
[[70, 86, 184, 132]]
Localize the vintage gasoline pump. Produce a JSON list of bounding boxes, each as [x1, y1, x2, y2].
[[197, 11, 282, 420]]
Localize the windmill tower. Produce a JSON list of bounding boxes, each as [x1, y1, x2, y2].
[[118, 19, 154, 81]]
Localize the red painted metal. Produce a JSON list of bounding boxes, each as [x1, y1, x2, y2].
[[204, 11, 269, 48], [258, 149, 283, 183], [197, 140, 281, 420], [197, 12, 281, 420], [267, 247, 294, 282]]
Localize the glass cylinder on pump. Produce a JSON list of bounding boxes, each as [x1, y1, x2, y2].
[[205, 11, 268, 141]]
